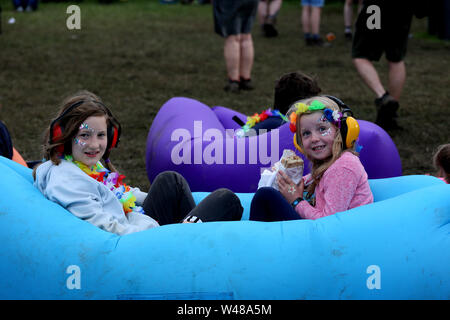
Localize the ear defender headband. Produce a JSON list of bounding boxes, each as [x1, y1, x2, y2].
[[49, 99, 121, 159], [289, 97, 360, 154]]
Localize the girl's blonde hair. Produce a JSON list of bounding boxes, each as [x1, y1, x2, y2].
[[33, 90, 119, 179], [292, 96, 359, 201]]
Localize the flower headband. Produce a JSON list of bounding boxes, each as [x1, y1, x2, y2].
[[289, 100, 343, 133]]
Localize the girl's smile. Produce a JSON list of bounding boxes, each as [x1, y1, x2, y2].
[[71, 116, 108, 167], [299, 112, 337, 161]]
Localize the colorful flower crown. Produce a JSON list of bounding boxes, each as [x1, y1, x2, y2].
[[289, 100, 343, 133]]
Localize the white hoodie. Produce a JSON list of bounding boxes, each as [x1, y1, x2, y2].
[[34, 159, 159, 235]]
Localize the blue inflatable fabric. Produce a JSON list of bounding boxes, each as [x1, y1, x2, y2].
[[0, 156, 448, 299]]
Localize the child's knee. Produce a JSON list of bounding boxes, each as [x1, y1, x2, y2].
[[214, 188, 243, 219], [153, 170, 185, 187]]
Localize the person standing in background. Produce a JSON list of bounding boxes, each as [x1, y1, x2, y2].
[[213, 0, 259, 93], [258, 0, 283, 37], [352, 1, 416, 130], [343, 0, 362, 39], [301, 0, 326, 46]]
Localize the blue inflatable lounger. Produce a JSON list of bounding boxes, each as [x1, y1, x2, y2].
[[0, 156, 449, 299]]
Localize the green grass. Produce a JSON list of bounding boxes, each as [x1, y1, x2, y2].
[[1, 0, 449, 190]]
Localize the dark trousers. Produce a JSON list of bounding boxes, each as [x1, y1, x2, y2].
[[249, 187, 302, 222], [143, 171, 243, 225]]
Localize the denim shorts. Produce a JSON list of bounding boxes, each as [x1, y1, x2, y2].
[[213, 0, 259, 37], [301, 0, 325, 7]]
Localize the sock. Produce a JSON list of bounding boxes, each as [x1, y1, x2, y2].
[[304, 33, 312, 39], [312, 34, 320, 40]]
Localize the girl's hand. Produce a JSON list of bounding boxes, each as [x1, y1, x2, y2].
[[277, 170, 305, 204]]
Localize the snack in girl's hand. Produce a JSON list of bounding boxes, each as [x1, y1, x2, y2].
[[279, 149, 304, 185], [258, 149, 304, 190], [281, 150, 304, 170]]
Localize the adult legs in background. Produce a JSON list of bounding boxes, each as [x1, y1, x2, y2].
[[258, 0, 282, 37], [351, 1, 412, 131], [250, 187, 301, 222], [301, 5, 312, 44], [344, 0, 362, 39], [310, 6, 321, 35], [223, 33, 255, 92], [388, 60, 406, 101], [224, 34, 241, 84], [239, 33, 254, 82], [214, 0, 258, 93], [301, 2, 325, 46], [352, 58, 386, 98], [353, 57, 402, 130]]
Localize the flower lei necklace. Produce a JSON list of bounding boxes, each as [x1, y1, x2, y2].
[[64, 155, 144, 215], [241, 108, 289, 135]]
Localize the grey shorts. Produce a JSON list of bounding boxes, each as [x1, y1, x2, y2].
[[213, 0, 259, 37]]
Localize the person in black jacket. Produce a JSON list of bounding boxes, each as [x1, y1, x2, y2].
[[0, 120, 13, 160]]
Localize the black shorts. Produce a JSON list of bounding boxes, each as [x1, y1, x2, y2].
[[213, 0, 259, 37], [351, 2, 413, 62]]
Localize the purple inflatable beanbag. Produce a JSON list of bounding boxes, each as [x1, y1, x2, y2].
[[146, 98, 402, 192]]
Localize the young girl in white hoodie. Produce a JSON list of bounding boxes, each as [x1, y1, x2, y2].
[[33, 91, 243, 235]]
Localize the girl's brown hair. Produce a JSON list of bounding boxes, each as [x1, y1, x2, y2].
[[294, 96, 359, 202], [33, 91, 119, 179]]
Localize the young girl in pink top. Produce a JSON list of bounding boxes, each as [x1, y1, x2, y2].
[[250, 96, 373, 221]]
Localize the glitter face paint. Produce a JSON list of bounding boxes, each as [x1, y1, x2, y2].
[[321, 127, 332, 136], [73, 138, 86, 146], [71, 116, 108, 167], [300, 112, 337, 161]]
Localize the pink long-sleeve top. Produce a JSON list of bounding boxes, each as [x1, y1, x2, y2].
[[296, 151, 373, 220]]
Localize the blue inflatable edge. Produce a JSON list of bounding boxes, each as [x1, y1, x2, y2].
[[0, 156, 444, 222]]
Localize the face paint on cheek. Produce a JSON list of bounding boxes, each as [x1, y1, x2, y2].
[[73, 138, 86, 146], [321, 128, 332, 136]]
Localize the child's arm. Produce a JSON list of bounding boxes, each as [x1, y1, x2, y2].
[[47, 177, 156, 235], [295, 166, 359, 220]]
